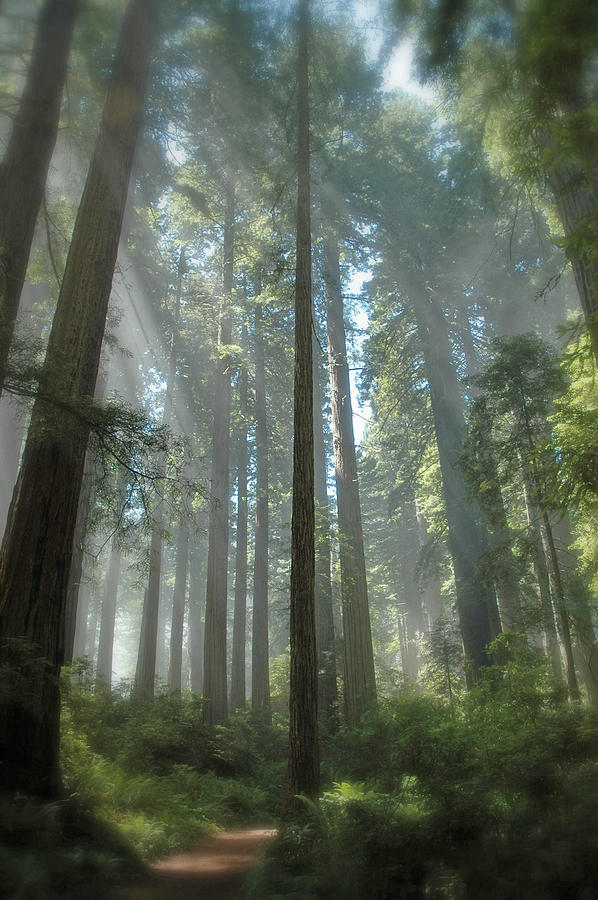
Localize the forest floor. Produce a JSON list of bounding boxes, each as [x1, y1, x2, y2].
[[112, 828, 276, 899]]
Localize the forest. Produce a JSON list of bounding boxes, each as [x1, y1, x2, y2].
[[0, 0, 597, 897]]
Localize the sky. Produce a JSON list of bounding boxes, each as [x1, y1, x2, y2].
[[383, 41, 435, 98]]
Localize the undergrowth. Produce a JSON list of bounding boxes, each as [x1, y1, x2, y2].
[[248, 641, 598, 899], [1, 670, 286, 898], [6, 642, 598, 898], [61, 671, 286, 859]]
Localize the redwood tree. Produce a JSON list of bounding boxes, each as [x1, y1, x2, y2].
[[323, 229, 376, 725], [412, 284, 497, 677], [203, 180, 235, 725], [313, 341, 338, 729], [135, 247, 186, 694], [287, 0, 319, 806], [231, 323, 249, 713], [95, 533, 123, 690], [0, 0, 80, 395], [169, 515, 190, 694], [252, 302, 271, 721], [0, 0, 158, 798]]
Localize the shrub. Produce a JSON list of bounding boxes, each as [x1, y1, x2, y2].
[[0, 794, 140, 899], [60, 684, 284, 865], [253, 655, 598, 898]]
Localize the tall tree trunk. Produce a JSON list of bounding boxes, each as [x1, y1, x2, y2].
[[136, 518, 163, 692], [313, 340, 338, 730], [155, 570, 170, 684], [64, 374, 108, 664], [169, 517, 189, 694], [95, 534, 123, 690], [411, 285, 497, 677], [460, 313, 525, 635], [397, 609, 409, 679], [188, 541, 206, 694], [0, 401, 25, 539], [72, 580, 91, 660], [0, 0, 157, 798], [553, 516, 598, 704], [487, 502, 526, 634], [135, 248, 186, 694], [203, 182, 235, 725], [415, 500, 444, 628], [0, 285, 43, 531], [95, 465, 128, 688], [323, 231, 375, 725], [397, 497, 427, 681], [231, 334, 248, 712], [547, 162, 598, 364], [538, 512, 579, 699], [86, 591, 101, 669], [63, 448, 96, 664], [518, 455, 563, 679], [287, 0, 319, 807], [252, 302, 271, 721], [517, 410, 579, 699], [0, 0, 80, 394]]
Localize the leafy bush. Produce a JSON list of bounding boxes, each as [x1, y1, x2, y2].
[[253, 651, 598, 898], [63, 675, 287, 787], [59, 682, 285, 866], [44, 652, 598, 897], [0, 794, 140, 899]]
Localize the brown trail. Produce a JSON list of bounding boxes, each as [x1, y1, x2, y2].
[[113, 828, 276, 900]]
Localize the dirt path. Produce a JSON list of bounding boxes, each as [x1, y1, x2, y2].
[[112, 828, 276, 900]]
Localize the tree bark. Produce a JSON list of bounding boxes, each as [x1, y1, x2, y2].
[[0, 0, 157, 798], [72, 580, 91, 661], [135, 248, 186, 695], [518, 454, 563, 680], [313, 339, 338, 730], [553, 516, 598, 704], [203, 182, 235, 725], [95, 534, 123, 690], [166, 250, 191, 697], [460, 313, 525, 635], [86, 591, 101, 669], [538, 510, 579, 699], [188, 541, 206, 694], [323, 230, 376, 725], [252, 302, 271, 722], [0, 399, 25, 541], [397, 497, 427, 681], [415, 500, 444, 628], [287, 0, 319, 807], [412, 285, 497, 678], [63, 447, 96, 664], [95, 466, 129, 689], [547, 161, 598, 365], [0, 0, 80, 394], [64, 374, 108, 664], [136, 518, 164, 692], [169, 517, 190, 694], [231, 330, 248, 712], [517, 412, 579, 699], [397, 609, 409, 679]]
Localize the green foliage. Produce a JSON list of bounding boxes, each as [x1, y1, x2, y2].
[[64, 675, 286, 783], [53, 681, 286, 871], [553, 329, 598, 509], [474, 333, 567, 423], [254, 656, 598, 898], [0, 794, 140, 899], [418, 615, 466, 703]]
